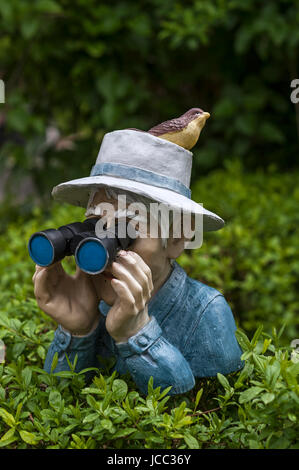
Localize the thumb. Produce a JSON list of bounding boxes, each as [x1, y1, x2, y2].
[[33, 262, 65, 303]]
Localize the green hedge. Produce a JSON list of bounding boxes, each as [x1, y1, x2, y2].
[[0, 165, 298, 448]]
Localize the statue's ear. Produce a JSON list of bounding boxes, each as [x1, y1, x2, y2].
[[166, 213, 196, 259], [165, 236, 185, 260]]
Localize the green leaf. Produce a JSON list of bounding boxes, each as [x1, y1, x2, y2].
[[217, 373, 230, 390], [184, 433, 200, 449], [49, 390, 62, 410], [277, 324, 286, 340], [158, 386, 172, 400], [235, 330, 251, 352], [100, 419, 114, 433], [82, 412, 99, 424], [147, 376, 154, 395], [87, 395, 100, 410], [261, 392, 275, 404], [0, 428, 17, 447], [112, 428, 136, 439], [23, 320, 37, 339], [251, 325, 263, 347], [262, 338, 272, 354], [287, 362, 299, 376], [194, 388, 203, 412], [22, 367, 32, 387], [12, 342, 26, 357], [241, 351, 253, 361], [50, 352, 58, 373], [53, 371, 74, 378], [288, 413, 297, 423], [234, 362, 254, 389], [15, 403, 23, 422], [239, 386, 263, 404], [19, 430, 38, 445], [78, 367, 99, 375], [0, 428, 15, 443], [252, 354, 266, 372], [112, 379, 128, 401], [102, 391, 112, 411], [265, 362, 281, 388], [37, 346, 46, 360], [0, 408, 15, 427]]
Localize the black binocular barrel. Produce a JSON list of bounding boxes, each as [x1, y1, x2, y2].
[[74, 221, 134, 274], [28, 217, 135, 274], [28, 218, 98, 267]]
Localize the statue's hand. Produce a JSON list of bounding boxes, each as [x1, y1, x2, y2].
[[105, 250, 153, 343], [32, 263, 101, 335]]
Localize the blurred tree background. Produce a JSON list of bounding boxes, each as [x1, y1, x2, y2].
[[0, 0, 299, 214], [0, 0, 298, 341]]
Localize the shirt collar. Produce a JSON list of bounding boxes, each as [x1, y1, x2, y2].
[[99, 261, 187, 322]]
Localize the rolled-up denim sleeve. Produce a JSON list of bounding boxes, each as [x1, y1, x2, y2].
[[116, 316, 195, 395], [43, 315, 109, 379]]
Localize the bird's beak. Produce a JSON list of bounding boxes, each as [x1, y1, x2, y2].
[[196, 111, 210, 130], [201, 111, 210, 120]]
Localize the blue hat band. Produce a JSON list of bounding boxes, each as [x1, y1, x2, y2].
[[90, 162, 191, 199]]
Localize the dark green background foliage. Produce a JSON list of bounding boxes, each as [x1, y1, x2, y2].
[[0, 0, 299, 205], [0, 0, 298, 450]]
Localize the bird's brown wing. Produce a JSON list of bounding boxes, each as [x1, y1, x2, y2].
[[148, 117, 188, 136]]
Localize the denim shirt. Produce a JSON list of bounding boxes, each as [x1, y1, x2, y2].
[[44, 262, 244, 395]]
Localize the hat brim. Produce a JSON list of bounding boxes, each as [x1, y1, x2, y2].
[[52, 175, 224, 232]]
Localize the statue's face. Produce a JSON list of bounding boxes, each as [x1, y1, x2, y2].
[[86, 188, 172, 306]]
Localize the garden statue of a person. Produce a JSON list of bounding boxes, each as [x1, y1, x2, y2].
[[32, 108, 243, 395]]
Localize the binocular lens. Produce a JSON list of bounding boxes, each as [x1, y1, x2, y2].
[[28, 218, 133, 274], [28, 234, 54, 266], [75, 238, 108, 274]]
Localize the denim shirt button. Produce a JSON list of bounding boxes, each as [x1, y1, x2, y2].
[[137, 336, 148, 347], [57, 331, 66, 344], [56, 326, 71, 349]]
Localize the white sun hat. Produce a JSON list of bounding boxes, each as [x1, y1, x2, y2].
[[52, 129, 224, 232]]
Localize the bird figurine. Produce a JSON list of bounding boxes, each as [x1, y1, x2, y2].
[[148, 108, 210, 150]]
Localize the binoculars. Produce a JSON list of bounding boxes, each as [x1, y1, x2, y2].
[[28, 217, 135, 275]]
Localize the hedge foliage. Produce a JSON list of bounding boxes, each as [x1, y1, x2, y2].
[[0, 332, 298, 449], [0, 164, 298, 448]]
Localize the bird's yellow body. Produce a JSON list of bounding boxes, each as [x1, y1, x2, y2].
[[158, 112, 210, 150]]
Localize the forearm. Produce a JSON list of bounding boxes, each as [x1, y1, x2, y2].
[[43, 315, 195, 394], [116, 316, 195, 395]]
